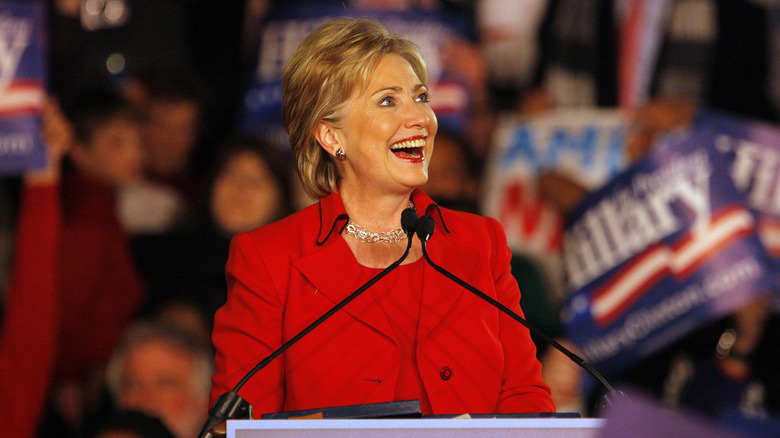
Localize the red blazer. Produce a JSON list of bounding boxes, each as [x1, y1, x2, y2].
[[210, 189, 554, 415]]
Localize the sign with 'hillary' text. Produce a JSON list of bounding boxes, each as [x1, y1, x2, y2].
[[561, 129, 774, 377], [694, 111, 780, 267]]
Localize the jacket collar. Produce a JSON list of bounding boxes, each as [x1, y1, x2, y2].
[[316, 188, 450, 246], [316, 191, 350, 245]]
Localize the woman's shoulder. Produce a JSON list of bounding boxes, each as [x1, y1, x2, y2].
[[436, 206, 504, 241], [234, 202, 321, 251], [435, 207, 512, 274]]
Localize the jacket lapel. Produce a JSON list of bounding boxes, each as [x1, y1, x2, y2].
[[417, 223, 481, 341], [409, 189, 483, 341], [291, 189, 481, 345], [292, 232, 396, 342]]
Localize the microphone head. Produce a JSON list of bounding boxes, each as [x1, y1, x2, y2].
[[416, 215, 435, 242], [401, 208, 419, 237]]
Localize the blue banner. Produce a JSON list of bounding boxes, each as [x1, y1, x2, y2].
[[694, 111, 780, 260], [694, 111, 780, 310], [240, 1, 472, 148], [561, 129, 775, 377], [0, 0, 47, 175]]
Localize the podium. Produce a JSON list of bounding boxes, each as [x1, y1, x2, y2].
[[226, 418, 604, 437]]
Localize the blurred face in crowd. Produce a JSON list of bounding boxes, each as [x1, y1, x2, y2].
[[143, 99, 199, 175], [326, 53, 437, 197], [210, 150, 282, 235], [71, 118, 144, 186], [116, 340, 208, 438]]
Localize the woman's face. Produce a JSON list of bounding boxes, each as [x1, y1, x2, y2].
[[210, 150, 282, 235], [331, 53, 437, 197]]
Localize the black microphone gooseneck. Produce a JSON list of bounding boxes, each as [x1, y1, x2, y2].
[[197, 209, 420, 438], [414, 215, 616, 397]]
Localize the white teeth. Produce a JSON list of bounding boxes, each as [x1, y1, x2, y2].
[[390, 138, 426, 150]]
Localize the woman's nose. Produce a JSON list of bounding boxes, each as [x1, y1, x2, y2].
[[403, 100, 431, 129]]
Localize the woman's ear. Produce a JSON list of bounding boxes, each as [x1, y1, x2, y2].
[[313, 120, 342, 158]]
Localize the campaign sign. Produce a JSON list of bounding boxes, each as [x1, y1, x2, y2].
[[560, 129, 774, 377], [0, 0, 46, 175], [480, 109, 629, 298], [694, 111, 780, 260], [240, 2, 471, 148]]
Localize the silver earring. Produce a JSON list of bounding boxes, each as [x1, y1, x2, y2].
[[335, 149, 346, 160]]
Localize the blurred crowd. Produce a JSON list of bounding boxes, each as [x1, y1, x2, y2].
[[1, 0, 779, 437]]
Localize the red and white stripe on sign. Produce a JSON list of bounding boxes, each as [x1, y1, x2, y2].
[[591, 205, 755, 327], [0, 80, 45, 118]]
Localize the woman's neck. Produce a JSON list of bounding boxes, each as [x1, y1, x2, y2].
[[337, 185, 422, 269], [339, 185, 413, 232]]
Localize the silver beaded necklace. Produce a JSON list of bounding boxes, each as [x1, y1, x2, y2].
[[344, 201, 415, 243]]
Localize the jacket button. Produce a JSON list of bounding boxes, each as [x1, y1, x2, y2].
[[440, 366, 452, 380]]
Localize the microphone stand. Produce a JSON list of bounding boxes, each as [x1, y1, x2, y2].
[[415, 216, 616, 398], [197, 209, 420, 438]]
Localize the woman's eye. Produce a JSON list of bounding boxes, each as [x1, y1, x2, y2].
[[416, 92, 430, 103], [379, 96, 394, 106]]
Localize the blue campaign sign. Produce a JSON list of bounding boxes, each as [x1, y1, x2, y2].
[[694, 111, 780, 257], [693, 111, 780, 310], [0, 0, 47, 175], [239, 1, 472, 148], [560, 129, 775, 377]]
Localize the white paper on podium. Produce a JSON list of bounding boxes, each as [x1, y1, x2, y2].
[[227, 418, 604, 437]]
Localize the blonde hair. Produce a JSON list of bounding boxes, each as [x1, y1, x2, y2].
[[282, 18, 428, 199]]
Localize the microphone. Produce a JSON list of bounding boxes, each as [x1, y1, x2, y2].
[[401, 207, 420, 236], [416, 214, 435, 243], [197, 208, 420, 438], [414, 215, 618, 401]]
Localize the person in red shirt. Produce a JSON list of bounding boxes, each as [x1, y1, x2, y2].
[[7, 89, 148, 436], [0, 100, 71, 438], [210, 18, 554, 418]]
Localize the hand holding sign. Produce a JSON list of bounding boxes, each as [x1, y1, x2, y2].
[[26, 98, 73, 184]]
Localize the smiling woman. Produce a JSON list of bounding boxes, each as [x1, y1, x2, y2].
[[315, 53, 436, 233], [208, 17, 554, 421]]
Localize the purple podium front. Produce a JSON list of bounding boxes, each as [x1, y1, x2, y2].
[[226, 418, 604, 437]]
